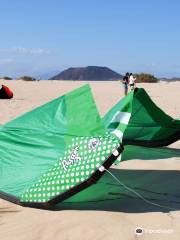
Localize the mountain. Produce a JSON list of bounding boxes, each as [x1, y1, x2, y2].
[[50, 66, 123, 81]]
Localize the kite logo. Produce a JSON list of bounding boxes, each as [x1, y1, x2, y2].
[[135, 227, 144, 236], [62, 146, 81, 171], [88, 138, 100, 150]]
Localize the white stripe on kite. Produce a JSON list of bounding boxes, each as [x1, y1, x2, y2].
[[111, 129, 123, 139], [111, 111, 131, 125]]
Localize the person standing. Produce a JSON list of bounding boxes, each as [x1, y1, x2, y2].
[[122, 72, 129, 96], [129, 73, 136, 91]]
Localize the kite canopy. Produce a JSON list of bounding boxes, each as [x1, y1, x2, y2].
[[103, 88, 180, 147], [1, 85, 179, 209], [0, 84, 123, 208], [0, 85, 13, 99]]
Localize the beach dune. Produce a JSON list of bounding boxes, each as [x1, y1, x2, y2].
[[0, 80, 180, 240]]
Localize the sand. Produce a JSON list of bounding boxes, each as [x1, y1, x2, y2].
[[0, 80, 180, 240]]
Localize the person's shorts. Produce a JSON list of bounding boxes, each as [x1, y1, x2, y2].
[[123, 84, 128, 90]]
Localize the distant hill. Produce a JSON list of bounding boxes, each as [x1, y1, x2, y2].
[[19, 76, 36, 81], [50, 66, 123, 81], [159, 77, 180, 81]]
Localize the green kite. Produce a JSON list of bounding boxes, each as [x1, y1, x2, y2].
[[0, 85, 179, 208], [0, 85, 123, 208]]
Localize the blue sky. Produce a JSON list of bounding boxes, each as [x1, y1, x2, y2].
[[0, 0, 180, 77]]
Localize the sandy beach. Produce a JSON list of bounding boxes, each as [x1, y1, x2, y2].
[[0, 80, 180, 240]]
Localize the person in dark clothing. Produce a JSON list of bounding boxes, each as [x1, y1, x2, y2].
[[122, 72, 129, 95]]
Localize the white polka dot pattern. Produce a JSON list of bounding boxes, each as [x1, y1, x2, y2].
[[21, 134, 120, 203]]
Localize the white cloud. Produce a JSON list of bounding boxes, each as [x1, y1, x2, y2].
[[0, 58, 14, 65], [13, 47, 51, 55], [0, 47, 51, 55]]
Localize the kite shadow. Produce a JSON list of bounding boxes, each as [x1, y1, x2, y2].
[[55, 168, 180, 213], [121, 145, 180, 161]]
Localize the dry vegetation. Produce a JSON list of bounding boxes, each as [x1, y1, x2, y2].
[[135, 73, 158, 83]]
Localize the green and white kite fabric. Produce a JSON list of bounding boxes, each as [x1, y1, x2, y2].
[[103, 88, 180, 148], [1, 85, 179, 208], [103, 91, 133, 141], [0, 85, 123, 208]]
